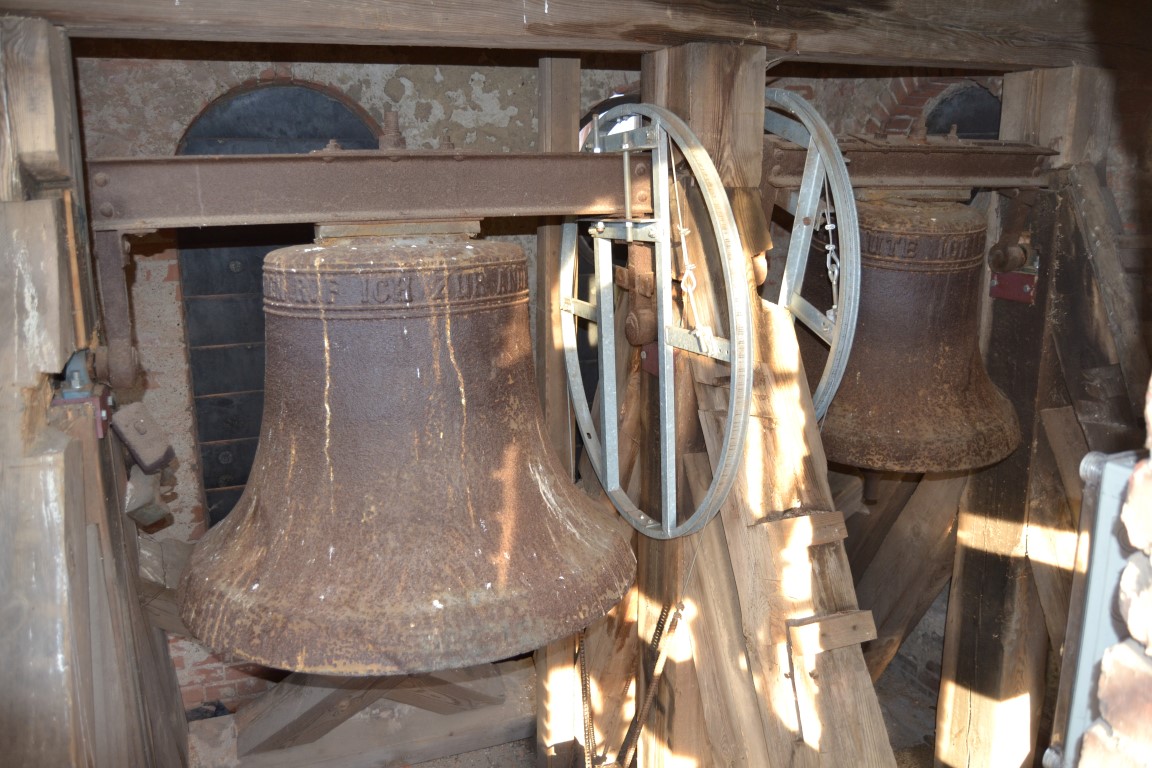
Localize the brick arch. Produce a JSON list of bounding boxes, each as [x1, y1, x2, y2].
[[864, 76, 1002, 138]]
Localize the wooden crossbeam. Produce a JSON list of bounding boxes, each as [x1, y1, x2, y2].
[[235, 663, 506, 756], [193, 657, 535, 768], [6, 0, 1152, 70], [854, 474, 967, 682]]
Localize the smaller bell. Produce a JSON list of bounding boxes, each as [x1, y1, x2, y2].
[[820, 200, 1020, 473]]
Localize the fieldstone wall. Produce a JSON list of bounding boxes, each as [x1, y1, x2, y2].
[[1078, 378, 1152, 766]]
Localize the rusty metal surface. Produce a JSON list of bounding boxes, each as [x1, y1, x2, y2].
[[179, 232, 635, 675], [764, 135, 1054, 190], [88, 152, 652, 231], [820, 199, 1021, 472]]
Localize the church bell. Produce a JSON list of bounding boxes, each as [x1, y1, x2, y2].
[[820, 200, 1021, 473], [178, 226, 636, 675]]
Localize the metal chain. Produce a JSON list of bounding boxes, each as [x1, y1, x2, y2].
[[670, 160, 705, 333], [822, 178, 840, 325], [612, 603, 683, 768], [597, 539, 703, 768], [579, 629, 598, 768]]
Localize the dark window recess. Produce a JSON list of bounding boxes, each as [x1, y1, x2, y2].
[[178, 83, 378, 525], [194, 391, 265, 444], [925, 86, 1003, 140]]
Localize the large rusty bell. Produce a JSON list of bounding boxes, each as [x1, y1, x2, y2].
[[179, 227, 635, 675], [820, 200, 1020, 472]]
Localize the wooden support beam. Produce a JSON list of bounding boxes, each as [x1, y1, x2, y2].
[[683, 453, 776, 768], [533, 54, 582, 768], [844, 472, 922, 581], [236, 663, 505, 756], [934, 193, 1061, 768], [634, 40, 777, 768], [1001, 65, 1148, 429], [855, 474, 967, 681], [697, 307, 895, 766], [6, 0, 1151, 70], [1065, 164, 1151, 421], [632, 40, 893, 767], [1013, 335, 1083, 660], [191, 657, 536, 768], [1040, 406, 1090, 527], [0, 16, 95, 342], [1002, 66, 1115, 172], [2, 18, 183, 767]]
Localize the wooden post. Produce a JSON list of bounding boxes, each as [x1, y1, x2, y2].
[[934, 194, 1060, 768], [534, 55, 582, 768], [638, 41, 895, 767], [855, 474, 967, 681], [1, 17, 185, 767]]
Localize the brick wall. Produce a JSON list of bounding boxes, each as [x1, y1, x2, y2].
[[170, 635, 287, 713]]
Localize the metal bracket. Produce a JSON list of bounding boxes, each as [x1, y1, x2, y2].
[[988, 188, 1038, 272]]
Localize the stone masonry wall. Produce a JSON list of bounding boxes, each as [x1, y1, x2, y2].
[[1079, 378, 1152, 766]]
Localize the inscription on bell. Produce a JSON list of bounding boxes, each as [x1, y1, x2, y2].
[[264, 263, 527, 311], [861, 229, 984, 264]]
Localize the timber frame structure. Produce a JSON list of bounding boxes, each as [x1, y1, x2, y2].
[[1, 2, 1148, 768]]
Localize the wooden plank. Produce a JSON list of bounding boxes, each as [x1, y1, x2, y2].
[[684, 453, 775, 768], [579, 582, 640, 765], [1066, 163, 1151, 419], [0, 17, 73, 187], [645, 44, 765, 189], [935, 192, 1061, 768], [0, 16, 96, 351], [0, 426, 91, 768], [632, 355, 712, 768], [64, 405, 188, 767], [7, 0, 1151, 69], [384, 664, 505, 715], [1040, 405, 1090, 526], [137, 578, 190, 636], [698, 327, 894, 765], [0, 198, 75, 386], [788, 611, 878, 657], [854, 474, 967, 681], [533, 55, 580, 472], [828, 468, 866, 520], [634, 530, 713, 768], [1001, 66, 1114, 171], [1019, 337, 1081, 660], [532, 54, 582, 768], [215, 657, 535, 768]]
